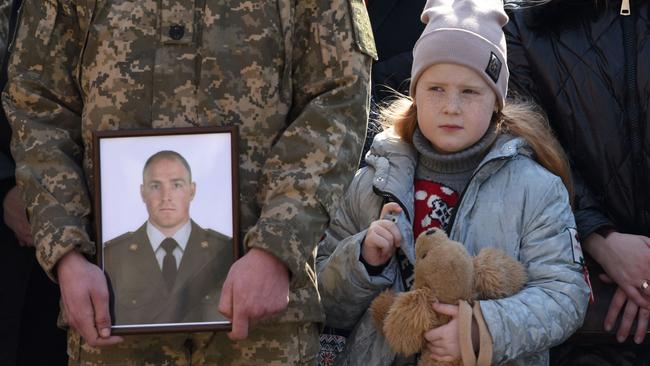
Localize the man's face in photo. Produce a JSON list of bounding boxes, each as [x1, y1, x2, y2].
[[141, 157, 196, 233]]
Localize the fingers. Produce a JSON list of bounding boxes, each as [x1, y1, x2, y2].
[[623, 286, 650, 309], [432, 303, 459, 317], [68, 287, 122, 347], [634, 307, 649, 344], [90, 286, 115, 340], [58, 254, 122, 347], [379, 202, 402, 219], [369, 223, 401, 251], [363, 220, 402, 265], [228, 304, 250, 341], [424, 327, 458, 363], [423, 327, 442, 343], [604, 287, 626, 332], [616, 298, 638, 342]]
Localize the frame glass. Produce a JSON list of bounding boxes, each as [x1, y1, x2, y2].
[[93, 127, 239, 334]]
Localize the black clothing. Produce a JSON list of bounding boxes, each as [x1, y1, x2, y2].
[[361, 0, 426, 167], [506, 0, 650, 240], [505, 1, 650, 364]]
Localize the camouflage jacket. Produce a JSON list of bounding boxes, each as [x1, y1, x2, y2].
[[3, 0, 375, 324]]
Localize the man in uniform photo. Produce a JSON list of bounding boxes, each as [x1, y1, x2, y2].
[[103, 150, 232, 325]]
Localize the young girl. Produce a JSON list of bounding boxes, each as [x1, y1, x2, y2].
[[316, 1, 589, 365]]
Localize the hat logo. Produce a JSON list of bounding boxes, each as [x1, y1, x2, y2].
[[485, 52, 502, 83]]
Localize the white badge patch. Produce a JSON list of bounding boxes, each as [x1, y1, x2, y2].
[[568, 228, 584, 265]]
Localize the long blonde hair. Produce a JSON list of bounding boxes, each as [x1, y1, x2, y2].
[[378, 95, 574, 202]]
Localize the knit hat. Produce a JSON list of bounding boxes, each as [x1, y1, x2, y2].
[[410, 0, 509, 110]]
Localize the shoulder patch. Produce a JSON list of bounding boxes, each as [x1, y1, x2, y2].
[[567, 228, 583, 265]]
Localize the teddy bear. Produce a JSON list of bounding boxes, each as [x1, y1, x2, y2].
[[370, 228, 527, 366]]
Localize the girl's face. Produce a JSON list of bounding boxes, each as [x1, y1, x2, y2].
[[415, 63, 497, 154]]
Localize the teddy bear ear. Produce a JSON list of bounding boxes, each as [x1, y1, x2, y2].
[[424, 228, 438, 236]]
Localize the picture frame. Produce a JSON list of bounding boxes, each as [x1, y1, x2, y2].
[[92, 127, 239, 334]]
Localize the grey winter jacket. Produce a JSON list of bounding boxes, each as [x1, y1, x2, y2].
[[316, 131, 590, 365]]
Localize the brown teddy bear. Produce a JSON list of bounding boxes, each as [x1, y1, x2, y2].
[[370, 228, 527, 366]]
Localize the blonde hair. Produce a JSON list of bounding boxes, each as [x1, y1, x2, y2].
[[378, 95, 573, 203]]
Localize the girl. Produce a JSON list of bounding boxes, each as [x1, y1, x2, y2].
[[316, 1, 589, 365]]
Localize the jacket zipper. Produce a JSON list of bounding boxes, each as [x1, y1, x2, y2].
[[621, 12, 644, 228], [620, 0, 630, 15], [373, 187, 411, 222]]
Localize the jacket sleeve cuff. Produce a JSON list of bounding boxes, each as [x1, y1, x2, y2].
[[358, 238, 391, 276], [244, 218, 309, 286], [574, 208, 614, 240], [32, 212, 94, 282]]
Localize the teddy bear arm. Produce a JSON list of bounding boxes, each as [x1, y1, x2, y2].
[[370, 290, 397, 332], [473, 247, 527, 300], [383, 288, 438, 355]]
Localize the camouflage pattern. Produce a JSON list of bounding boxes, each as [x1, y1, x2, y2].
[[67, 322, 320, 365], [2, 0, 374, 362]]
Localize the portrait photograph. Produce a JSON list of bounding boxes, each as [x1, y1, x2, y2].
[[93, 127, 239, 334]]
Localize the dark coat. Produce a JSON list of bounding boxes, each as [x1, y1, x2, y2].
[[505, 0, 650, 239], [103, 220, 233, 326], [367, 0, 425, 102]]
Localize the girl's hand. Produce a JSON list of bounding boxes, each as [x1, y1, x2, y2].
[[424, 303, 462, 363], [361, 202, 403, 266]]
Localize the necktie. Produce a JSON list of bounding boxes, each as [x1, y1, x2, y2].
[[161, 238, 178, 290]]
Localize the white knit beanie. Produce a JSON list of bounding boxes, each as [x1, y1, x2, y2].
[[410, 0, 509, 110]]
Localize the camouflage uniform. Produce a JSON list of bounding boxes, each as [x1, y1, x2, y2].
[[3, 0, 375, 363]]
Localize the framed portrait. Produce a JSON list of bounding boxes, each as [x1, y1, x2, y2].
[[92, 127, 239, 334]]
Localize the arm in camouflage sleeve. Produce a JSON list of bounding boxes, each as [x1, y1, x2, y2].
[[244, 0, 375, 284], [2, 0, 92, 280]]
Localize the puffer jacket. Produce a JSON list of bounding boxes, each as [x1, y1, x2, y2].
[[316, 131, 589, 365], [505, 0, 650, 239]]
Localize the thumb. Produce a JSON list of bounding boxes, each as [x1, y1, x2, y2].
[[380, 202, 402, 219], [228, 308, 250, 341], [90, 287, 112, 338], [432, 302, 459, 317]]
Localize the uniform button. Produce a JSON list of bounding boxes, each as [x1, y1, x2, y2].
[[169, 24, 185, 40]]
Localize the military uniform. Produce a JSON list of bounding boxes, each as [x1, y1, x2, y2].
[[3, 0, 375, 363], [104, 221, 232, 325]]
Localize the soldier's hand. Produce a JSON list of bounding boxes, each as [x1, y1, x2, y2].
[[2, 185, 33, 246], [361, 202, 402, 266], [57, 251, 123, 347], [218, 248, 289, 341]]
